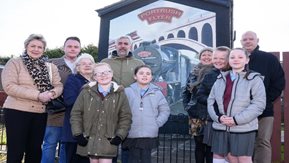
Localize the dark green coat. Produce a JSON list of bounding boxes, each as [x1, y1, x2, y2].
[[70, 81, 132, 157]]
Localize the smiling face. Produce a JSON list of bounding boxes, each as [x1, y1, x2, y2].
[[229, 49, 249, 72], [212, 50, 229, 70], [76, 58, 94, 76], [26, 39, 45, 59], [240, 31, 259, 53], [93, 64, 113, 86], [199, 50, 213, 65], [134, 67, 153, 88]]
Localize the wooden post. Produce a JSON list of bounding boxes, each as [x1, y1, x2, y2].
[[271, 52, 282, 162], [282, 52, 289, 163]]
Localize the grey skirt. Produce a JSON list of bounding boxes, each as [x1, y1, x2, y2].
[[203, 121, 214, 146], [211, 130, 256, 156]]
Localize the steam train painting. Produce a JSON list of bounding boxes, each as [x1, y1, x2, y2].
[[133, 42, 199, 106]]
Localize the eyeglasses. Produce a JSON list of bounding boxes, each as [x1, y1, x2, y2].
[[94, 70, 112, 76]]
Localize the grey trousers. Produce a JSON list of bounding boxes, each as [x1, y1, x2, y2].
[[254, 117, 274, 163]]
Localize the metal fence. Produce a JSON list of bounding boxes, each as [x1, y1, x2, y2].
[[0, 107, 195, 163], [153, 114, 194, 163]]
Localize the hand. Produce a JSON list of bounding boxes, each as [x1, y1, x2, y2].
[[38, 91, 53, 103], [219, 115, 229, 124], [48, 91, 56, 99], [75, 134, 89, 146], [220, 116, 235, 127], [225, 117, 236, 127], [109, 136, 122, 146]]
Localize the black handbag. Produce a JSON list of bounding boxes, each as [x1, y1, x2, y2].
[[46, 96, 65, 114]]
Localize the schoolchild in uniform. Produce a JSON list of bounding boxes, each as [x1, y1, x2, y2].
[[123, 65, 170, 163], [207, 48, 266, 163], [70, 62, 132, 163]]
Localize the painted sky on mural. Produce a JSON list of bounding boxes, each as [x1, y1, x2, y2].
[[0, 0, 288, 57], [109, 1, 214, 41]]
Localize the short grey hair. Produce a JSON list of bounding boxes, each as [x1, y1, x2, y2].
[[75, 53, 95, 66], [24, 34, 47, 50], [117, 36, 132, 45]]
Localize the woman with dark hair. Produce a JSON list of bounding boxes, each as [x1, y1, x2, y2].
[[182, 47, 214, 163]]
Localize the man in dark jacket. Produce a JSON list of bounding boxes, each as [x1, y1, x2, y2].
[[241, 31, 285, 163]]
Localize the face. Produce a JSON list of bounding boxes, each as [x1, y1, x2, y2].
[[76, 58, 94, 76], [229, 49, 249, 72], [93, 65, 113, 85], [240, 31, 259, 53], [134, 67, 153, 87], [212, 50, 229, 70], [63, 39, 81, 59], [116, 38, 131, 57], [200, 50, 213, 65], [26, 39, 45, 59]]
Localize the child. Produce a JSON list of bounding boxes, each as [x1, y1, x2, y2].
[[123, 65, 170, 163], [207, 48, 266, 163], [70, 62, 132, 163]]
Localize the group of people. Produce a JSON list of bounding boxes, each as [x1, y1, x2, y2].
[[1, 34, 170, 163], [1, 30, 285, 163], [183, 31, 285, 163]]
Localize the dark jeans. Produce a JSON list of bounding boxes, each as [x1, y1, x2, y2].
[[128, 148, 152, 163], [112, 147, 129, 163], [4, 108, 47, 163], [194, 135, 213, 163]]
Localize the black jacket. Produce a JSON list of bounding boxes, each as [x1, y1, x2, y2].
[[248, 46, 285, 118], [182, 64, 213, 119], [196, 68, 220, 105], [196, 68, 221, 120]]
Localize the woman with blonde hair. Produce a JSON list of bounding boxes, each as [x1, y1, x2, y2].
[[1, 34, 63, 163]]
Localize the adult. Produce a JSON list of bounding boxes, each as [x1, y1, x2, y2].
[[182, 47, 214, 163], [240, 31, 285, 163], [101, 35, 144, 163], [101, 36, 144, 88], [62, 53, 95, 163], [42, 36, 81, 163], [1, 34, 63, 163]]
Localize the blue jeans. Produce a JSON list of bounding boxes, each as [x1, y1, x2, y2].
[[41, 126, 66, 163]]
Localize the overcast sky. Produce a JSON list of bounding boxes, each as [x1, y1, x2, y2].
[[0, 0, 288, 57]]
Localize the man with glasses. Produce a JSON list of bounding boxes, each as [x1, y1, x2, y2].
[[101, 36, 144, 163]]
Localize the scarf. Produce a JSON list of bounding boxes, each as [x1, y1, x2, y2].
[[188, 63, 213, 92], [21, 53, 53, 92]]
